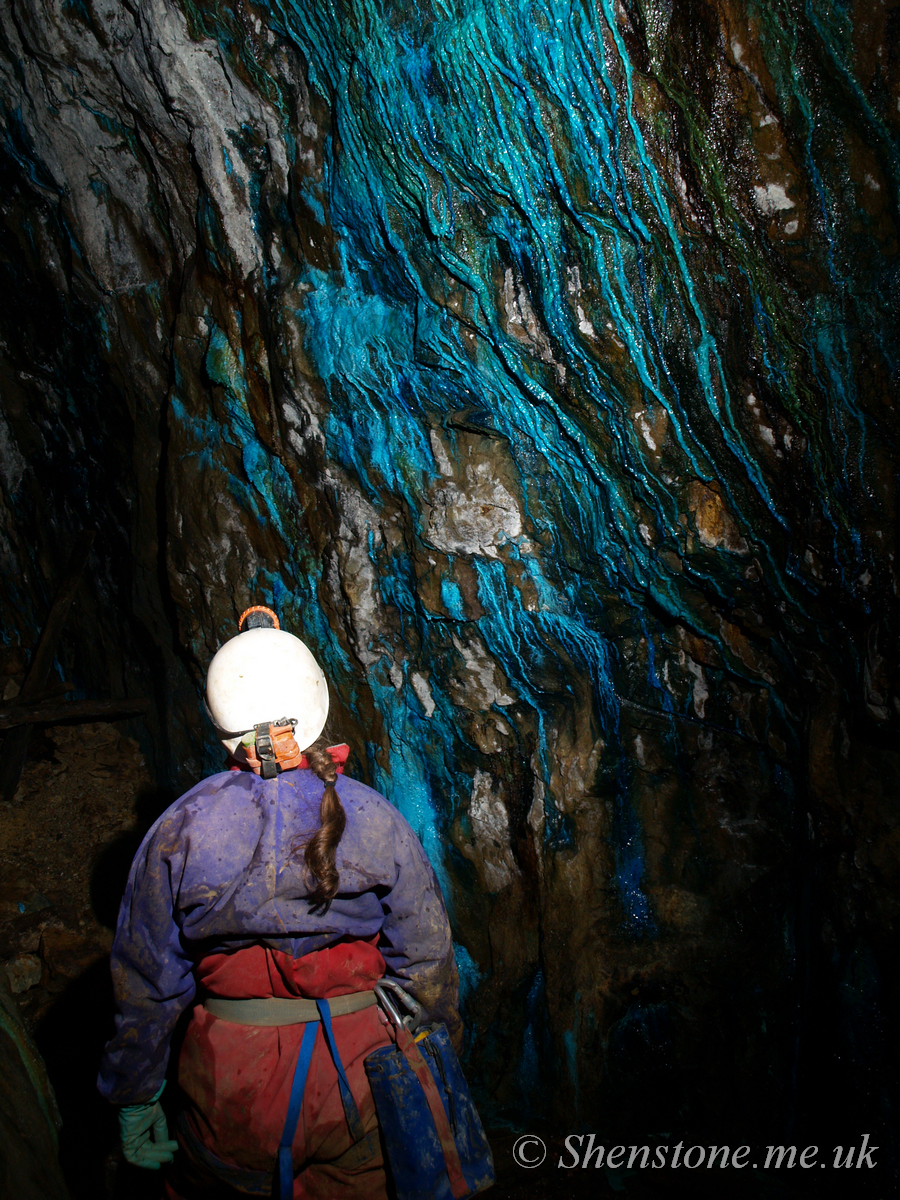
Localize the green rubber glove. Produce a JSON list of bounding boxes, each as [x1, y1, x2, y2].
[[119, 1082, 179, 1169]]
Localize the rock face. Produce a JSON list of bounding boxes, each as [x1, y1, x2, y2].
[[0, 973, 68, 1200], [0, 0, 898, 1164]]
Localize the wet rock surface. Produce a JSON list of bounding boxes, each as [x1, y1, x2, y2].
[[0, 0, 898, 1192]]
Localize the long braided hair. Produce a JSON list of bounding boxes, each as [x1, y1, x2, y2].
[[294, 735, 346, 911]]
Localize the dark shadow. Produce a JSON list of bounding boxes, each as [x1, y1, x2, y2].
[[33, 957, 161, 1199], [37, 786, 185, 1198], [89, 785, 176, 929], [131, 782, 180, 831], [90, 831, 145, 929]]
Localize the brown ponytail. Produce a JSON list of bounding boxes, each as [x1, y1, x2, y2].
[[295, 736, 346, 912]]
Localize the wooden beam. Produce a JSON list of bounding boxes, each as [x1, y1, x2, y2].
[[2, 682, 74, 707], [0, 697, 150, 730]]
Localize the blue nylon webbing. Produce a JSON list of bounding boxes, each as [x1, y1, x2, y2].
[[277, 1020, 318, 1200], [315, 998, 366, 1142]]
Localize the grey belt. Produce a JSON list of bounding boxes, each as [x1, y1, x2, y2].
[[204, 990, 379, 1027]]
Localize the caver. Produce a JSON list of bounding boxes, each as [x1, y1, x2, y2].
[[98, 606, 461, 1199]]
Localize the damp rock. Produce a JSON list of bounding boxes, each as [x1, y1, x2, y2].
[[5, 953, 42, 995]]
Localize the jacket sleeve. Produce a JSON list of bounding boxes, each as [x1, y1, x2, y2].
[[97, 808, 197, 1104], [379, 816, 462, 1049]]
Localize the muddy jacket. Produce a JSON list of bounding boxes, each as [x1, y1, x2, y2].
[[97, 767, 460, 1105]]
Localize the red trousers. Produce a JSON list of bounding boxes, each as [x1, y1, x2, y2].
[[164, 940, 392, 1200]]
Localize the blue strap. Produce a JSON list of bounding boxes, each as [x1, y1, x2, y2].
[[315, 998, 366, 1143], [277, 1020, 318, 1200]]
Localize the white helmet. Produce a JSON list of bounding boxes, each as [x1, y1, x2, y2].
[[205, 610, 329, 756]]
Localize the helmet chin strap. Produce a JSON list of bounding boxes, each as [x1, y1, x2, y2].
[[241, 718, 302, 778]]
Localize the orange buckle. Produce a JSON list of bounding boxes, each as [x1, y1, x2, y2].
[[245, 719, 302, 778], [238, 606, 280, 632]]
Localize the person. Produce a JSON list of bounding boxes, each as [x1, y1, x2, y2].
[[98, 606, 461, 1199]]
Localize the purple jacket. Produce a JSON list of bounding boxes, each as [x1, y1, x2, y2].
[[98, 767, 460, 1104]]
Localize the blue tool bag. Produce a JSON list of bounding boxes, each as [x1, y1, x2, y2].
[[364, 982, 495, 1200]]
